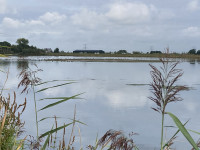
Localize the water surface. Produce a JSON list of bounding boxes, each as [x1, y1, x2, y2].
[[0, 56, 200, 149]]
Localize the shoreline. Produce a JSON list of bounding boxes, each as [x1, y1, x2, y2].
[[44, 58, 162, 63]]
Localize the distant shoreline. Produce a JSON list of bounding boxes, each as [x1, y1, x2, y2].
[[1, 53, 200, 63], [44, 58, 162, 63], [3, 53, 200, 58]]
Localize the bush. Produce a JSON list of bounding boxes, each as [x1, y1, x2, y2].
[[188, 49, 196, 54], [196, 50, 200, 55]]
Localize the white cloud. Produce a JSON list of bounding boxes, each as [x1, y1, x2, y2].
[[183, 26, 200, 37], [27, 20, 45, 26], [187, 0, 200, 11], [2, 17, 24, 28], [106, 2, 152, 24], [70, 2, 159, 30], [39, 12, 66, 24], [105, 87, 148, 108], [0, 0, 6, 14], [71, 9, 105, 30]]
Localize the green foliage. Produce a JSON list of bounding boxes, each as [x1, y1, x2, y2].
[[54, 48, 60, 53], [196, 50, 200, 55], [38, 94, 82, 111], [18, 65, 84, 149], [166, 112, 198, 149], [0, 84, 26, 150], [188, 49, 196, 54], [0, 41, 11, 47], [115, 49, 128, 54], [132, 51, 142, 54], [16, 38, 29, 47]]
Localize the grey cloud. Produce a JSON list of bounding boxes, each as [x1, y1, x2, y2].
[[1, 0, 200, 52]]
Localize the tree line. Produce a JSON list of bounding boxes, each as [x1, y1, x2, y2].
[[1, 38, 200, 55], [0, 38, 60, 55]]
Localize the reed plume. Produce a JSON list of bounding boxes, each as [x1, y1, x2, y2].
[[149, 50, 188, 150]]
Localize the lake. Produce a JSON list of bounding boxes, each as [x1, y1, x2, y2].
[[0, 56, 200, 150]]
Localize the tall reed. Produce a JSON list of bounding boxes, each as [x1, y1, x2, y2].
[[0, 69, 26, 150], [18, 64, 84, 149], [149, 50, 189, 149], [18, 64, 42, 139]]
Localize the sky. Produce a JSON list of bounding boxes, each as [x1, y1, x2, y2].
[[0, 0, 200, 53]]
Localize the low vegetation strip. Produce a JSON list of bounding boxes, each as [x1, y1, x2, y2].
[[0, 54, 6, 57], [44, 58, 162, 63]]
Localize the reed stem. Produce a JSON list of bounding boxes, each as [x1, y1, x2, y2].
[[161, 112, 165, 150], [33, 85, 39, 139]]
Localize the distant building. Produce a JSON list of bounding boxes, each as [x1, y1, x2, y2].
[[43, 48, 52, 53], [73, 50, 105, 54], [150, 51, 162, 54]]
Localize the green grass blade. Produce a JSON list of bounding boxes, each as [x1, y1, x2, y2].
[[163, 120, 189, 148], [41, 127, 53, 150], [36, 80, 75, 86], [68, 119, 87, 126], [187, 129, 200, 135], [38, 117, 61, 123], [36, 82, 76, 93], [39, 122, 73, 138], [166, 112, 198, 150], [39, 97, 82, 101], [38, 93, 82, 111]]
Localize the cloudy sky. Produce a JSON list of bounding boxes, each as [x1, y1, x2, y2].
[[0, 0, 200, 52]]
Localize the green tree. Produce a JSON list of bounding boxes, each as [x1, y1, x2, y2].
[[54, 48, 59, 53], [116, 50, 128, 54], [16, 38, 29, 49], [188, 49, 196, 54], [196, 50, 200, 55], [0, 41, 11, 47]]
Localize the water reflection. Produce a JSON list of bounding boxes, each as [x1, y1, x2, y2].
[[0, 60, 11, 68], [0, 59, 200, 149], [17, 60, 29, 70]]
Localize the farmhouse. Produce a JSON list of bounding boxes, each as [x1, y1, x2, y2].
[[73, 50, 105, 54]]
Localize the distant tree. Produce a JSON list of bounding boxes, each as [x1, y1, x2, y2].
[[54, 48, 59, 53], [16, 38, 29, 46], [197, 50, 200, 55], [0, 41, 11, 47], [116, 50, 128, 54], [132, 51, 142, 54], [16, 38, 29, 49], [188, 49, 196, 54], [11, 45, 20, 53]]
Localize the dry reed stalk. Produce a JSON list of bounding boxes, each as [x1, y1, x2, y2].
[[96, 129, 137, 150], [68, 105, 77, 149], [149, 48, 188, 150]]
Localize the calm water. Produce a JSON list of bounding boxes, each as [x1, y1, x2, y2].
[[0, 57, 200, 149]]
